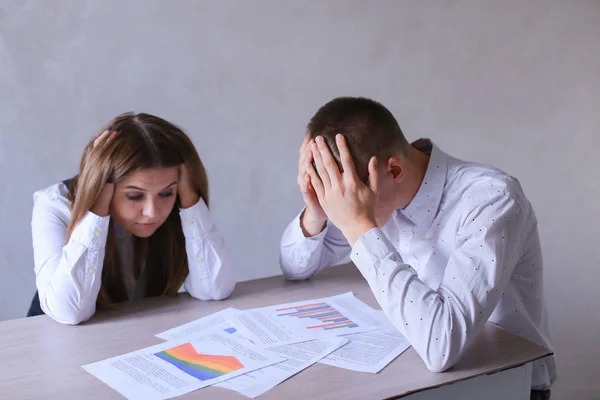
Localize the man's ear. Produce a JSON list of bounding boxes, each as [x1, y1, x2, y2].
[[387, 156, 406, 183]]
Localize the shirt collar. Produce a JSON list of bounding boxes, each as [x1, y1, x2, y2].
[[400, 139, 448, 229]]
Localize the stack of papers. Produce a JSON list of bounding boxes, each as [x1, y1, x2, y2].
[[82, 292, 411, 399]]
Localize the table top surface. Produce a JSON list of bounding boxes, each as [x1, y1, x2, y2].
[[0, 264, 552, 399]]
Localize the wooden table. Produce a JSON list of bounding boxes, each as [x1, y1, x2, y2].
[[0, 264, 551, 399]]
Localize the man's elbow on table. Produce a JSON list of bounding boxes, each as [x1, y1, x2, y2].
[[417, 332, 465, 373], [424, 354, 456, 373], [279, 256, 317, 281], [281, 268, 314, 281]]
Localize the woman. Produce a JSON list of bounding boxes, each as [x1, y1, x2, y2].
[[28, 112, 236, 324]]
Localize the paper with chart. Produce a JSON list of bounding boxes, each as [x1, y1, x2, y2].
[[155, 307, 240, 340], [227, 292, 377, 347], [215, 337, 348, 398], [82, 331, 286, 400], [319, 309, 411, 373]]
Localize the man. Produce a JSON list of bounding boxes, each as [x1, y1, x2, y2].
[[280, 97, 556, 398]]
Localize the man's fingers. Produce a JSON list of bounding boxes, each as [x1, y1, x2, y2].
[[298, 146, 313, 185], [367, 156, 379, 194], [316, 136, 342, 188], [306, 161, 325, 201], [299, 145, 312, 169], [299, 131, 310, 154], [311, 140, 331, 189], [300, 173, 318, 205], [299, 173, 310, 193], [335, 134, 359, 181]]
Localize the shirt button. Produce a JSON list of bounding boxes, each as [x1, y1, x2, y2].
[[196, 257, 204, 263], [88, 267, 97, 274], [188, 220, 194, 225], [95, 229, 102, 237]]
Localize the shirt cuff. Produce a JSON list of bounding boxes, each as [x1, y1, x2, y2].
[[350, 227, 396, 275], [179, 198, 214, 239], [351, 227, 417, 281], [69, 211, 110, 249]]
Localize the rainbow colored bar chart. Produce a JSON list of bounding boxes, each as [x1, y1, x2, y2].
[[276, 302, 359, 330]]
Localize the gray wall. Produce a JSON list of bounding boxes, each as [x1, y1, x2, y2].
[[1, 1, 598, 398]]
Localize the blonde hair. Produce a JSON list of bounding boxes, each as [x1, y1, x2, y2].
[[66, 112, 209, 308]]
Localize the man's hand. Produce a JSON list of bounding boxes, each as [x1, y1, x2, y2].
[[297, 132, 327, 237], [306, 134, 379, 246]]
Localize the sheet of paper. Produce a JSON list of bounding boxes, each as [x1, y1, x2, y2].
[[155, 307, 240, 340], [215, 337, 348, 398], [319, 310, 411, 373], [226, 292, 376, 347], [82, 331, 286, 400]]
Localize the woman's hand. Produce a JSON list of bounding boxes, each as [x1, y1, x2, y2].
[[89, 129, 116, 217], [178, 164, 200, 209]]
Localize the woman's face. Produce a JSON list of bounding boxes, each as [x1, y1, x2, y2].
[[111, 167, 179, 237]]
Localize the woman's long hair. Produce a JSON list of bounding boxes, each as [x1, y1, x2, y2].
[[66, 113, 209, 308]]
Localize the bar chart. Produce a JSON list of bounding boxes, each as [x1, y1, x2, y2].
[[276, 302, 359, 330]]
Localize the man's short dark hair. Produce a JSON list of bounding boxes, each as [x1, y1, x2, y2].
[[308, 97, 409, 183]]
